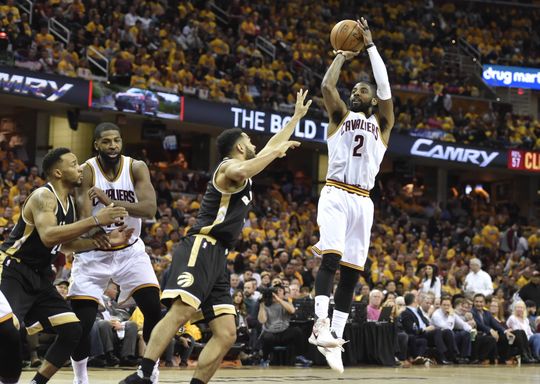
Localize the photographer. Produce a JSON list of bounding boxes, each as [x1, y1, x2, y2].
[[257, 285, 312, 367]]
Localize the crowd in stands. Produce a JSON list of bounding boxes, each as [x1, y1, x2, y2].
[[3, 0, 539, 150], [2, 128, 539, 367]]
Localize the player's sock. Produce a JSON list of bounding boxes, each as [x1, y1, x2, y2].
[[331, 309, 349, 339], [71, 357, 88, 384], [30, 373, 49, 384], [314, 295, 330, 319], [140, 358, 156, 379], [190, 378, 205, 384]]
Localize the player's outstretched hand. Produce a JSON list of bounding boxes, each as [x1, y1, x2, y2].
[[333, 49, 360, 61], [95, 204, 127, 226], [357, 17, 373, 46], [88, 186, 112, 205], [108, 225, 135, 248], [293, 89, 312, 118], [276, 140, 301, 158]]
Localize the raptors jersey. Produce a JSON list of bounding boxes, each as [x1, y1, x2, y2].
[[0, 183, 76, 270], [86, 156, 140, 244], [188, 159, 252, 249], [326, 111, 387, 191]]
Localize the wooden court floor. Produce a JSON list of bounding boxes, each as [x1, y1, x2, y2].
[[20, 365, 540, 384]]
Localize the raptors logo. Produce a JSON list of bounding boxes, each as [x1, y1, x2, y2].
[[177, 272, 194, 288]]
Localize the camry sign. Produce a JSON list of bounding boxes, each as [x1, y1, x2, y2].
[[0, 73, 74, 101], [410, 138, 500, 167], [0, 66, 90, 107]]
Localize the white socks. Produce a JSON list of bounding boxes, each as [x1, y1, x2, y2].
[[331, 309, 349, 339], [71, 357, 88, 384], [314, 295, 330, 320]]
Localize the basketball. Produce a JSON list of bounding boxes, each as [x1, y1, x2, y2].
[[330, 20, 364, 52]]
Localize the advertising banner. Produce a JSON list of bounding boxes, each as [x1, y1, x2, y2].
[[508, 150, 540, 172], [389, 135, 507, 168], [0, 65, 90, 107], [181, 97, 328, 142], [91, 82, 181, 119], [482, 65, 540, 90]]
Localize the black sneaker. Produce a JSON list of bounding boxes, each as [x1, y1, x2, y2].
[[119, 371, 152, 384]]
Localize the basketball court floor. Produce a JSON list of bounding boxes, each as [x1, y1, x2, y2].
[[19, 365, 540, 384]]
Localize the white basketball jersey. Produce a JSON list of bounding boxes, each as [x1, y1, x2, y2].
[[325, 111, 387, 190], [86, 155, 140, 243]]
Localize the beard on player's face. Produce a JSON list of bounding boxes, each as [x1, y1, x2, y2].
[[245, 146, 256, 160], [98, 148, 121, 165], [349, 98, 371, 114]]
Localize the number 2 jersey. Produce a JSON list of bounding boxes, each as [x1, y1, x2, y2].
[[0, 183, 76, 270], [325, 110, 387, 191]]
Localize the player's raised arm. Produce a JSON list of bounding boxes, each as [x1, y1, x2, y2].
[[358, 17, 394, 138], [221, 139, 300, 185], [257, 89, 311, 158], [30, 188, 127, 248], [87, 160, 157, 219], [321, 50, 357, 132]]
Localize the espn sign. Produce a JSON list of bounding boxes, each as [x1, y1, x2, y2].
[[508, 150, 540, 172]]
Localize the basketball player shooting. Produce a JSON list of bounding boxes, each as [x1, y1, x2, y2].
[[120, 90, 311, 384], [0, 147, 128, 384], [310, 17, 395, 373], [69, 123, 163, 384]]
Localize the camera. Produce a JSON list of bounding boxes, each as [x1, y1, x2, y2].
[[260, 286, 279, 306]]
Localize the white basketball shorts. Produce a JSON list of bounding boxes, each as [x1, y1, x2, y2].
[[312, 184, 374, 270], [0, 290, 13, 324], [68, 238, 159, 305]]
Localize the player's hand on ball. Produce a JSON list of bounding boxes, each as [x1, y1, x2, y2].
[[293, 89, 312, 118], [96, 204, 127, 226], [108, 225, 135, 247], [357, 17, 373, 46], [88, 186, 112, 205], [333, 49, 360, 60], [276, 140, 301, 158]]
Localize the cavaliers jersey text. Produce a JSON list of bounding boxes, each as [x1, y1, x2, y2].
[[85, 156, 141, 244], [0, 183, 75, 270], [188, 159, 252, 248], [326, 111, 387, 190]]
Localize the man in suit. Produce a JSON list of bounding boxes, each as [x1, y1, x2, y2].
[[399, 293, 452, 364], [471, 293, 513, 363]]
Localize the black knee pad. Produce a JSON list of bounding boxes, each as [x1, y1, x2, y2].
[[320, 253, 341, 273], [133, 286, 161, 343], [0, 319, 22, 382], [45, 322, 82, 367], [70, 299, 98, 361]]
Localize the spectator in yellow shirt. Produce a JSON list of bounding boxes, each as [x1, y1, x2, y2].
[[35, 26, 55, 49]]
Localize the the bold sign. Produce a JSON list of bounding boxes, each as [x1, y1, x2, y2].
[[0, 66, 90, 107], [508, 150, 540, 172], [182, 97, 328, 142], [482, 65, 540, 90], [409, 138, 501, 167]]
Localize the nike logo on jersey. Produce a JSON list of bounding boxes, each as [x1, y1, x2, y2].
[[341, 118, 379, 140]]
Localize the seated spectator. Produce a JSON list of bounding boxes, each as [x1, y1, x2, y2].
[[471, 293, 513, 364], [94, 283, 139, 367], [257, 284, 312, 367], [506, 301, 540, 362], [430, 296, 472, 363], [518, 270, 540, 308], [367, 289, 384, 321], [399, 293, 452, 364]]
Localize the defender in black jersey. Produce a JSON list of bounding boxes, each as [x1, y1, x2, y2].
[[0, 148, 128, 384], [121, 90, 312, 384]]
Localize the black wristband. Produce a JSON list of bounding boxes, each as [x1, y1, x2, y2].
[[366, 43, 375, 49]]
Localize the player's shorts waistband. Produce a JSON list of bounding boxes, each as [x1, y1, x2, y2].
[[96, 238, 139, 252], [326, 179, 370, 197]]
